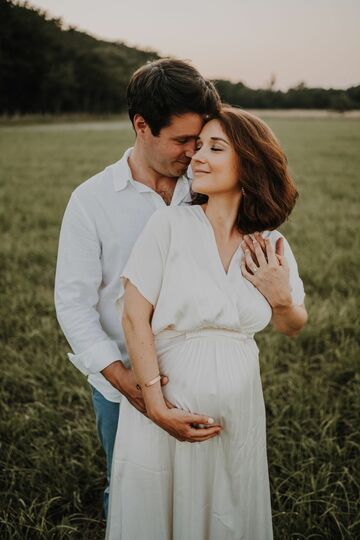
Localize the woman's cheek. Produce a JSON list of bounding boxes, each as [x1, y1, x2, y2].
[[192, 177, 210, 193]]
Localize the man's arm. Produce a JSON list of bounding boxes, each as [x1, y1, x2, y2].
[[54, 191, 169, 413], [54, 192, 122, 376]]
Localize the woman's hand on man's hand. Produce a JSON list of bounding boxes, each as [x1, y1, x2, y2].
[[112, 364, 222, 442], [101, 361, 173, 416], [148, 406, 222, 443], [240, 232, 293, 309], [119, 367, 223, 443]]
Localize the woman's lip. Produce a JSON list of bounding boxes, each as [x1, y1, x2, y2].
[[193, 170, 210, 174]]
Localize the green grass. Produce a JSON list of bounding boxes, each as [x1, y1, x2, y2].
[[0, 118, 359, 539]]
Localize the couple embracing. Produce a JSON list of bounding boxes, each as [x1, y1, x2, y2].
[[55, 58, 307, 540]]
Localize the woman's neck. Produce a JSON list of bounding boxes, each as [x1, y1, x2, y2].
[[202, 194, 242, 240]]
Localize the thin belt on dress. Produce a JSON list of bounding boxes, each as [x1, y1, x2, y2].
[[155, 328, 254, 342]]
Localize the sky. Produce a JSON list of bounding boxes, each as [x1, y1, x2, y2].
[[29, 0, 360, 90]]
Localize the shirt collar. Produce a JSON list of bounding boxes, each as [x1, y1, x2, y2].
[[112, 147, 191, 203], [112, 147, 134, 192]]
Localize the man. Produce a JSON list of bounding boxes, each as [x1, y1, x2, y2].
[[54, 58, 221, 516]]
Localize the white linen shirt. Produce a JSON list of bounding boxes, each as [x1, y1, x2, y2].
[[54, 147, 191, 402]]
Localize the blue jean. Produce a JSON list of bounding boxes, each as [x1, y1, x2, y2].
[[91, 385, 120, 518]]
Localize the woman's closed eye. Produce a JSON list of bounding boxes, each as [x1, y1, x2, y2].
[[195, 145, 223, 152]]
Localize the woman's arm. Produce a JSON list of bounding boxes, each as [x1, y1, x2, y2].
[[122, 280, 168, 417], [241, 235, 307, 337], [271, 302, 307, 337], [122, 281, 222, 442]]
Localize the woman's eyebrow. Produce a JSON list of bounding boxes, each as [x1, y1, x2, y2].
[[210, 137, 229, 144], [195, 136, 229, 144]]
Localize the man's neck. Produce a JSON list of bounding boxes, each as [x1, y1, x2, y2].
[[128, 145, 178, 192]]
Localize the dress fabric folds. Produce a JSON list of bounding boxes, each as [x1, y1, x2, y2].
[[106, 205, 305, 540]]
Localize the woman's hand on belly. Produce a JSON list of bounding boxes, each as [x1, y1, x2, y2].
[[148, 405, 222, 443]]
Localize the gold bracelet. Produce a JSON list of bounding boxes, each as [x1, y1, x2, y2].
[[136, 374, 161, 391]]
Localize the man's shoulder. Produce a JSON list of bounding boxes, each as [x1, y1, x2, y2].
[[72, 160, 119, 200], [71, 148, 132, 203]]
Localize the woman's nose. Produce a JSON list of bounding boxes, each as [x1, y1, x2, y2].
[[191, 148, 206, 163]]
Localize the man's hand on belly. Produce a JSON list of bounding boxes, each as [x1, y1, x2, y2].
[[101, 361, 173, 416]]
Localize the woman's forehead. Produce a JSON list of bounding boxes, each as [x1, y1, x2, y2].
[[199, 119, 228, 141]]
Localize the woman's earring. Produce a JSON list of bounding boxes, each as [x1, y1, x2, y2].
[[241, 187, 246, 196]]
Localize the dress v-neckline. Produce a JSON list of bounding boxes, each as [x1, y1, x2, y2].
[[193, 205, 243, 278]]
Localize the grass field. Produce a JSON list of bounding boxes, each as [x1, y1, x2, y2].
[[0, 117, 359, 539]]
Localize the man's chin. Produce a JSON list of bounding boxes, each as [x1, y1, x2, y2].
[[172, 163, 189, 177]]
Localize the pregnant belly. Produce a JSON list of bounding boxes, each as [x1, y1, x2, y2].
[[155, 331, 266, 438]]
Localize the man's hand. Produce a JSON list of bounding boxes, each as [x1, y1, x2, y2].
[[101, 361, 174, 416], [242, 232, 283, 271], [241, 236, 292, 308]]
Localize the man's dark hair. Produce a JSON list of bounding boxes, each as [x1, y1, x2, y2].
[[127, 58, 221, 136]]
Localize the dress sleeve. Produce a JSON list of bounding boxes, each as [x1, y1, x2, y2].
[[282, 236, 305, 305], [266, 231, 305, 306], [115, 208, 171, 317]]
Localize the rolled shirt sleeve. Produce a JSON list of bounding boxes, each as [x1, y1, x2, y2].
[[55, 192, 122, 376], [67, 340, 121, 377]]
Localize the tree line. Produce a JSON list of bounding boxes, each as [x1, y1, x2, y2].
[[1, 0, 359, 115]]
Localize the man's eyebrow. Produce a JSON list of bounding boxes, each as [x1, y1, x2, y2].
[[172, 135, 198, 140]]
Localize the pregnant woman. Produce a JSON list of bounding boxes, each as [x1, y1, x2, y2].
[[106, 108, 307, 540]]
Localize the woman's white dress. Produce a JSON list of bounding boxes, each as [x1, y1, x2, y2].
[[106, 205, 305, 540]]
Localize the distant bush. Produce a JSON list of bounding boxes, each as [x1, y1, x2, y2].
[[329, 93, 356, 112], [215, 80, 360, 111], [0, 0, 158, 114]]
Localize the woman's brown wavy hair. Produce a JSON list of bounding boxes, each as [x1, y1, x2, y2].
[[191, 107, 299, 233]]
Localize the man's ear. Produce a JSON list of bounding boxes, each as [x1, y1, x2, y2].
[[133, 114, 148, 136]]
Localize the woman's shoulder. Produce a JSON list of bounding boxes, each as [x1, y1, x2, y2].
[[263, 229, 299, 247], [145, 206, 173, 227], [148, 204, 195, 226], [143, 205, 195, 239], [262, 229, 284, 243], [262, 229, 293, 253], [263, 229, 301, 264]]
